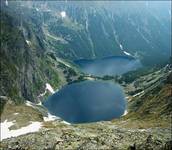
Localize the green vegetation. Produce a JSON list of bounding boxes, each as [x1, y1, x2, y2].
[[0, 98, 7, 116], [113, 67, 172, 129], [0, 3, 171, 149], [0, 9, 66, 104], [118, 67, 161, 83]]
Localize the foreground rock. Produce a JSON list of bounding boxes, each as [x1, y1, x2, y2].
[[128, 135, 172, 150], [0, 118, 171, 150]]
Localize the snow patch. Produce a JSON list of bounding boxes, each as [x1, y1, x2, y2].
[[43, 113, 71, 125], [43, 113, 59, 122], [123, 51, 132, 56], [139, 129, 147, 132], [36, 8, 39, 11], [38, 83, 56, 100], [61, 121, 71, 125], [60, 11, 66, 18], [26, 40, 31, 45], [37, 101, 42, 105], [14, 113, 19, 115], [133, 91, 144, 97], [5, 0, 8, 6], [122, 110, 128, 116], [26, 101, 34, 107], [119, 44, 124, 50], [46, 83, 55, 94], [0, 120, 42, 140], [85, 76, 95, 80]]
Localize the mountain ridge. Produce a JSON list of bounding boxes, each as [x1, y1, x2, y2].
[[0, 1, 171, 149]]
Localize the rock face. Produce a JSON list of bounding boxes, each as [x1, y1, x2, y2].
[[0, 2, 78, 103], [1, 6, 54, 103]]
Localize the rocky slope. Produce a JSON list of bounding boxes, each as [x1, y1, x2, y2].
[[0, 2, 79, 105], [113, 65, 172, 129], [0, 118, 171, 150]]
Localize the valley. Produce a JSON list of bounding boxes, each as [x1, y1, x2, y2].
[[0, 1, 171, 150]]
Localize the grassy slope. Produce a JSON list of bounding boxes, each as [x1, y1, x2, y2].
[[114, 69, 172, 128]]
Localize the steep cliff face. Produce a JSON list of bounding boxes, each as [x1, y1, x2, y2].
[[0, 3, 63, 103]]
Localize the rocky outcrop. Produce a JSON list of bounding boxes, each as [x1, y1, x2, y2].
[[0, 118, 171, 150], [128, 135, 172, 150]]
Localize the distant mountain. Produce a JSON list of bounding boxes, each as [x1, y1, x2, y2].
[[2, 1, 171, 66], [28, 1, 171, 66]]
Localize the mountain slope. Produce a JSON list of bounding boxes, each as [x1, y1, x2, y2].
[[114, 66, 172, 128], [29, 1, 171, 66], [0, 2, 171, 149], [0, 3, 77, 104], [0, 0, 171, 116]]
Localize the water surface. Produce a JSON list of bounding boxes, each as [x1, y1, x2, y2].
[[43, 80, 126, 123], [74, 56, 142, 76]]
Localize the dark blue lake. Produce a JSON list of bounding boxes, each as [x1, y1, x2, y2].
[[43, 80, 126, 124], [74, 56, 142, 76]]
